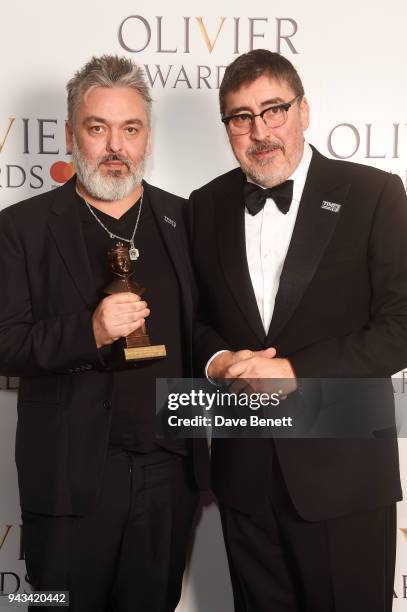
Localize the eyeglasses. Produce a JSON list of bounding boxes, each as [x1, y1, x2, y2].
[[221, 95, 301, 135]]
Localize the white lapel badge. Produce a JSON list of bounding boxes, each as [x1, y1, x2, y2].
[[163, 215, 176, 228], [321, 200, 341, 213]]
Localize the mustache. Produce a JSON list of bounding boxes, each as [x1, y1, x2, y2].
[[246, 141, 285, 156], [97, 154, 132, 169]]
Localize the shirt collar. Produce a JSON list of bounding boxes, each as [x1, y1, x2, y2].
[[289, 141, 312, 203]]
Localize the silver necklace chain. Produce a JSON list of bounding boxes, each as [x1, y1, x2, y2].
[[80, 191, 143, 261]]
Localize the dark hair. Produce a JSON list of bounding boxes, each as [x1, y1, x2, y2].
[[219, 49, 304, 115]]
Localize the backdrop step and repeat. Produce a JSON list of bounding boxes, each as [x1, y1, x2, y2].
[[1, 1, 407, 609]]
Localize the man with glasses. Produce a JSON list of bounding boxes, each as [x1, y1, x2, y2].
[[189, 49, 407, 611]]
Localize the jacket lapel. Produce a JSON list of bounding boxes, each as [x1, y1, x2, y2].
[[215, 170, 266, 344], [48, 178, 96, 307], [267, 149, 351, 342], [146, 182, 194, 339]]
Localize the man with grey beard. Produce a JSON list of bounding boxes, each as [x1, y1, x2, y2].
[[0, 55, 209, 611], [189, 49, 407, 611]]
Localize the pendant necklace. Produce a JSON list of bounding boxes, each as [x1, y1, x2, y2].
[[79, 190, 143, 261]]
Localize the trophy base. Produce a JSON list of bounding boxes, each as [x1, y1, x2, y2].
[[124, 344, 167, 361]]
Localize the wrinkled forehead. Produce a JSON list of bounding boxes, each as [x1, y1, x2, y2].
[[74, 85, 151, 126], [224, 75, 295, 112]]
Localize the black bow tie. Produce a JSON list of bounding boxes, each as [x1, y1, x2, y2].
[[244, 180, 294, 216]]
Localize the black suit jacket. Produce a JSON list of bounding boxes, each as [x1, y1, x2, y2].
[[0, 178, 209, 516], [189, 147, 407, 520]]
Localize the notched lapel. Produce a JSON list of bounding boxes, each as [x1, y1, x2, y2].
[[268, 179, 351, 342], [215, 179, 265, 344], [48, 182, 96, 308], [146, 185, 194, 332]]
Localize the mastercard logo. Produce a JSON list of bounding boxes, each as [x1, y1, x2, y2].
[[50, 161, 75, 184]]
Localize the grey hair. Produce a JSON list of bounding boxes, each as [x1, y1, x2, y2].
[[66, 54, 152, 125]]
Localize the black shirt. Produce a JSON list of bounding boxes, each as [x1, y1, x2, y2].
[[77, 188, 187, 454]]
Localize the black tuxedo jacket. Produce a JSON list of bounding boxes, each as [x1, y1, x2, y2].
[[189, 147, 407, 520], [0, 178, 209, 516]]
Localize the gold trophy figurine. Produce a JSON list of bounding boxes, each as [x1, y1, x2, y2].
[[105, 242, 166, 361]]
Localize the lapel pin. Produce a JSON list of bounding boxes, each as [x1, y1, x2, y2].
[[163, 215, 176, 228], [321, 201, 341, 213]]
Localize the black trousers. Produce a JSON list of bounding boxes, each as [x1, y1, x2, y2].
[[220, 454, 396, 612], [22, 448, 199, 612]]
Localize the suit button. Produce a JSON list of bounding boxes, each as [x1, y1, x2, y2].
[[103, 400, 112, 410]]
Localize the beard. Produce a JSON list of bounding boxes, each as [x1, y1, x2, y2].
[[238, 140, 288, 187], [72, 137, 145, 201]]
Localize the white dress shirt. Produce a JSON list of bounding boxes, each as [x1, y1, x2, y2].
[[245, 142, 312, 333], [206, 142, 313, 377]]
